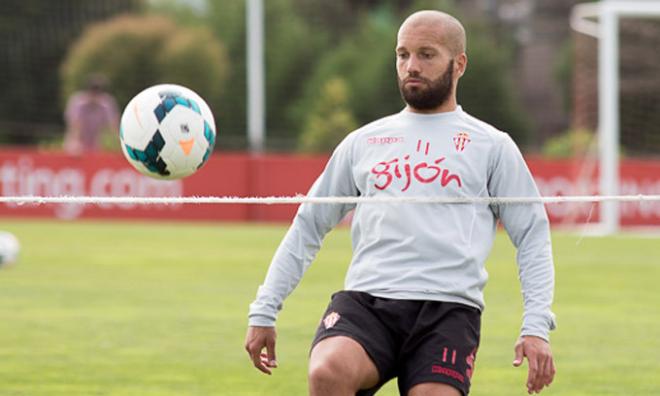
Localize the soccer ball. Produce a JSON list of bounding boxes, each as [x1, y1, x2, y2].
[[120, 84, 217, 180], [0, 231, 20, 267]]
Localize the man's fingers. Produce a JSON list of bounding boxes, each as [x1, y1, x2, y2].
[[547, 357, 556, 385], [245, 341, 272, 374], [261, 353, 277, 368], [528, 353, 556, 393], [539, 355, 555, 390], [266, 336, 278, 367], [526, 352, 539, 393], [250, 349, 272, 375], [513, 342, 524, 367], [532, 354, 546, 393]]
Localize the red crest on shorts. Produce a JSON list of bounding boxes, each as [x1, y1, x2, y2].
[[453, 131, 471, 152], [323, 312, 341, 329]]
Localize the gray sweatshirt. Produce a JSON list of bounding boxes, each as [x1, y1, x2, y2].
[[248, 106, 556, 340]]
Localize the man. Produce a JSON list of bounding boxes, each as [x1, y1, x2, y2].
[[63, 73, 119, 155], [245, 10, 556, 396]]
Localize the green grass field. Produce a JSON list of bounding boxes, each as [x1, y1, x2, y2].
[[0, 219, 658, 396]]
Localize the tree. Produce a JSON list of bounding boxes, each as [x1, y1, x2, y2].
[[289, 4, 402, 139], [60, 14, 228, 123], [160, 0, 533, 151], [203, 0, 332, 149]]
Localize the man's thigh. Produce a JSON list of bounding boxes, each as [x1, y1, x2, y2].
[[407, 383, 461, 396], [311, 291, 399, 394], [309, 336, 380, 391]]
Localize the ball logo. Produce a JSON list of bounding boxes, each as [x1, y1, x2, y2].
[[180, 123, 190, 134], [179, 138, 195, 156], [323, 312, 341, 329]]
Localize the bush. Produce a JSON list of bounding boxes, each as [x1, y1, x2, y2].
[[541, 128, 595, 158], [60, 14, 228, 119], [298, 77, 358, 153]]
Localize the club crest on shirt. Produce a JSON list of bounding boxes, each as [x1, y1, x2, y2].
[[323, 312, 341, 329], [453, 131, 471, 152]]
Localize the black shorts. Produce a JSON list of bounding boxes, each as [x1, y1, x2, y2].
[[311, 291, 481, 396]]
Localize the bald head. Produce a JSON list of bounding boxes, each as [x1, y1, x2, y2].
[[398, 10, 466, 56]]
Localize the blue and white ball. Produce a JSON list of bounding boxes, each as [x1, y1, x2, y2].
[[120, 84, 216, 180], [0, 231, 20, 267]]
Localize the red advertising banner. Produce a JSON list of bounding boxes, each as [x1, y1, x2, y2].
[[527, 157, 660, 226], [1, 149, 659, 226], [0, 149, 326, 222]]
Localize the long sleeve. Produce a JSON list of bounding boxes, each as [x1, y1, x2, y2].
[[248, 135, 358, 327], [487, 133, 556, 340]]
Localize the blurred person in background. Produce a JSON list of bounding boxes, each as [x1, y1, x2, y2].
[[63, 73, 119, 155], [245, 9, 556, 396]]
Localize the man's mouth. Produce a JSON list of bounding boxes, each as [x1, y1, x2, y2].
[[405, 78, 426, 86]]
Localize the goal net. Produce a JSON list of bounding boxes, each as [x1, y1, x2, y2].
[[571, 0, 660, 233]]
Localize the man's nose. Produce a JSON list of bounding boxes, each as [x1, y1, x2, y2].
[[406, 55, 421, 74]]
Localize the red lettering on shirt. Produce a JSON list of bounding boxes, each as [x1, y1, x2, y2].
[[370, 140, 462, 191]]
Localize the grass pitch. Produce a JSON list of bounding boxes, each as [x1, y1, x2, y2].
[[0, 219, 658, 395]]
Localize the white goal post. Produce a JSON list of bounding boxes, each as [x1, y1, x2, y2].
[[247, 0, 265, 153], [571, 0, 660, 234]]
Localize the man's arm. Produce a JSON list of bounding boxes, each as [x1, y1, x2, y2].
[[245, 134, 358, 373], [487, 132, 556, 393], [63, 120, 83, 155], [63, 95, 83, 155]]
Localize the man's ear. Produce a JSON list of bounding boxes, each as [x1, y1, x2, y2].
[[455, 53, 468, 78]]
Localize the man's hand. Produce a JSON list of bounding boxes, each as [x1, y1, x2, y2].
[[513, 335, 556, 394], [244, 326, 278, 375]]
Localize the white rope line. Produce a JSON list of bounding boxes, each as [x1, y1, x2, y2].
[[1, 195, 660, 205]]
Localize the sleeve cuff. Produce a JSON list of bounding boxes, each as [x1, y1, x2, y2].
[[248, 314, 277, 327], [521, 312, 556, 341]]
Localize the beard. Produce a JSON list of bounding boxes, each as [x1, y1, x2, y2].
[[398, 60, 454, 111]]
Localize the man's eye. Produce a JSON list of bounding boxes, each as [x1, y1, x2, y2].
[[397, 53, 409, 59]]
